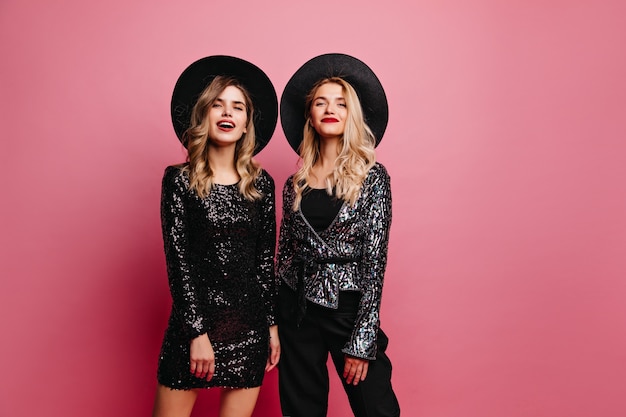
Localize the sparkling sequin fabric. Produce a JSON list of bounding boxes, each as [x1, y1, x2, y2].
[[277, 163, 392, 360], [157, 165, 276, 389]]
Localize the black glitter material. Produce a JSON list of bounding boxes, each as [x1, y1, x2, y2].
[[157, 165, 276, 389], [277, 163, 392, 360]]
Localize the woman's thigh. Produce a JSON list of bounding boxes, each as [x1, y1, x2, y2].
[[219, 387, 261, 417], [152, 384, 198, 417]]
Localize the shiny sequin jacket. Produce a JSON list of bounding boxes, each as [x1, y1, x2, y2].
[[277, 163, 392, 360]]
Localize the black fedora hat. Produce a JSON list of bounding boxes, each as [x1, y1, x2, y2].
[[280, 53, 388, 153], [171, 55, 278, 155]]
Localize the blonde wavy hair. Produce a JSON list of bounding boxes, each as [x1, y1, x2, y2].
[[292, 77, 376, 210], [181, 76, 261, 201]]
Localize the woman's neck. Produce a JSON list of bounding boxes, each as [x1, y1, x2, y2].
[[208, 144, 239, 185], [318, 136, 341, 166], [310, 137, 340, 188]]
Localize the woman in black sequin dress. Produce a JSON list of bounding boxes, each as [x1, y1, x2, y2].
[[153, 56, 280, 417], [277, 54, 400, 417]]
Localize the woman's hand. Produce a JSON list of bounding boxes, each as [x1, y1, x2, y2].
[[265, 325, 281, 372], [190, 333, 215, 381], [343, 355, 369, 385]]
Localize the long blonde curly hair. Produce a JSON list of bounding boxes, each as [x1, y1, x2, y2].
[[181, 75, 261, 201], [292, 77, 376, 210]]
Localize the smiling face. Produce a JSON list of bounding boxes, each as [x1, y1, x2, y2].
[[309, 82, 347, 141], [206, 85, 249, 149]]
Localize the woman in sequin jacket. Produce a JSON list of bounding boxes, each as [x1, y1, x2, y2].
[[153, 56, 280, 417], [277, 54, 400, 417]]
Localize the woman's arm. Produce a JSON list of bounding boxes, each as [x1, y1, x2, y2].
[[276, 177, 297, 285], [255, 171, 278, 326], [343, 164, 392, 360], [161, 166, 207, 339], [255, 172, 281, 370]]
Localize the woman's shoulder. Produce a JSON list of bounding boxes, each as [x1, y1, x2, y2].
[[162, 163, 189, 187], [281, 174, 297, 196], [367, 162, 390, 181], [283, 173, 296, 186], [256, 168, 275, 190], [360, 162, 391, 203]]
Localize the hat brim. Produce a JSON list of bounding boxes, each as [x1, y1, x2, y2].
[[171, 55, 278, 155], [280, 53, 388, 153]]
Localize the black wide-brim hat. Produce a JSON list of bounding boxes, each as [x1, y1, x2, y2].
[[280, 53, 388, 153], [171, 55, 278, 155]]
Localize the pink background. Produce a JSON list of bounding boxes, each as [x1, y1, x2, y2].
[[1, 0, 625, 416]]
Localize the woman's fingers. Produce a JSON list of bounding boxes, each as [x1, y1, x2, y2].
[[190, 357, 214, 380], [206, 361, 215, 381], [266, 325, 281, 372], [343, 356, 369, 385], [360, 361, 369, 382], [266, 342, 281, 371], [198, 361, 208, 379], [343, 361, 355, 384]]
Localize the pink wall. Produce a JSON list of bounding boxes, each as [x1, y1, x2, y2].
[[1, 0, 625, 416]]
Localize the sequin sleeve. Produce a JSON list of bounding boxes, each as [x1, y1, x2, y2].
[[276, 176, 297, 291], [160, 166, 207, 339], [342, 164, 392, 360], [255, 171, 278, 326]]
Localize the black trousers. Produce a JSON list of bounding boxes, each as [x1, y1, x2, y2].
[[278, 284, 400, 417]]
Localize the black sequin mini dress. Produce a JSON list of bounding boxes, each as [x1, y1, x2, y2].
[[157, 165, 277, 389]]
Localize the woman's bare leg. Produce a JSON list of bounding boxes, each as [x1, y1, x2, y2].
[[152, 384, 198, 417], [219, 387, 261, 417]]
